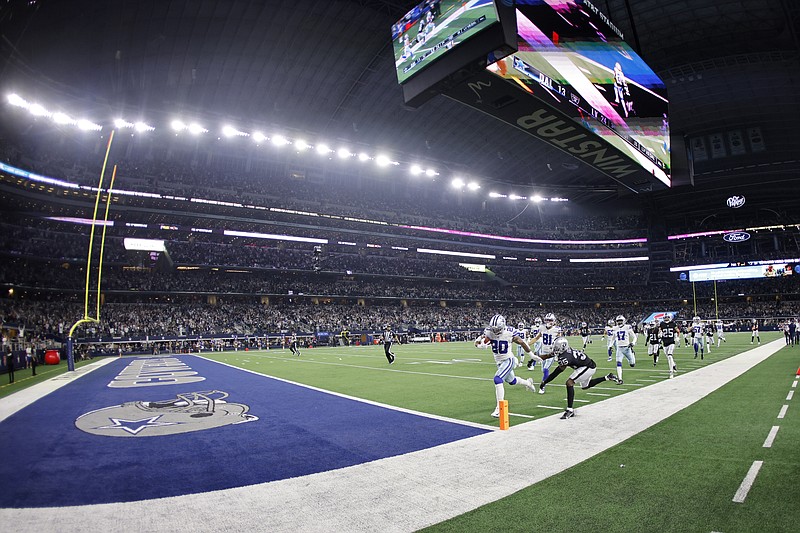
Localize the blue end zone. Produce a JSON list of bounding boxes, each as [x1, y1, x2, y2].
[[0, 356, 487, 507]]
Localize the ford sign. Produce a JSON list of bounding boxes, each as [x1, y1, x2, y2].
[[726, 195, 746, 208], [723, 232, 750, 243]]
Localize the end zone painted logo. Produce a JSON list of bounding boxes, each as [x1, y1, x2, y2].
[[726, 195, 746, 208], [75, 390, 257, 437], [723, 231, 750, 243]]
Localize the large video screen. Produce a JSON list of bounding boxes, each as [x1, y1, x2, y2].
[[392, 0, 501, 84], [486, 0, 670, 185], [689, 263, 795, 282]]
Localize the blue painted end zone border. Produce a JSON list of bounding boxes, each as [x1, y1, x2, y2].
[[0, 355, 487, 507]]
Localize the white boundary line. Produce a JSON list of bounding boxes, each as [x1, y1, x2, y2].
[[1, 339, 786, 532], [732, 460, 764, 503], [777, 405, 788, 419], [787, 390, 794, 401], [762, 426, 780, 448], [792, 380, 798, 388]]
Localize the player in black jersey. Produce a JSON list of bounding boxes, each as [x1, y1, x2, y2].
[[382, 326, 397, 364], [540, 337, 622, 419], [579, 322, 591, 350], [658, 314, 678, 377], [646, 321, 661, 366], [289, 334, 301, 356]]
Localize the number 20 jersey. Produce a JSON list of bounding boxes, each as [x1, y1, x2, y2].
[[482, 326, 522, 364]]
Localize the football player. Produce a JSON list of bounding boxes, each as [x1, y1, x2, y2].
[[704, 322, 714, 354], [613, 315, 637, 383], [681, 320, 690, 347], [289, 333, 301, 357], [715, 319, 727, 347], [659, 314, 678, 377], [516, 321, 529, 366], [691, 316, 704, 359], [751, 319, 760, 344], [475, 314, 539, 418], [530, 312, 561, 394], [646, 321, 661, 366], [579, 321, 591, 350], [540, 336, 622, 419], [527, 317, 544, 371], [605, 319, 615, 361]]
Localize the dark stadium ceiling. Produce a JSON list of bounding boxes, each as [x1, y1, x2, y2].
[[1, 0, 798, 208]]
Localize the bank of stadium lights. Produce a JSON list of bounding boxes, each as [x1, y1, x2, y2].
[[222, 125, 248, 138], [114, 119, 155, 132], [6, 94, 102, 131], [315, 143, 331, 156], [357, 152, 370, 162], [171, 120, 207, 135], [410, 164, 438, 177], [337, 147, 352, 159]]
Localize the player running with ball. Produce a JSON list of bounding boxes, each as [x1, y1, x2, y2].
[[475, 314, 540, 418]]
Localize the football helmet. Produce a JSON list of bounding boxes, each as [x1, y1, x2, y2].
[[552, 337, 570, 355], [581, 322, 587, 328], [518, 322, 525, 330], [663, 314, 672, 323], [616, 315, 626, 326], [693, 316, 701, 324], [607, 319, 615, 327], [544, 313, 556, 326], [489, 314, 506, 334], [534, 317, 542, 326]]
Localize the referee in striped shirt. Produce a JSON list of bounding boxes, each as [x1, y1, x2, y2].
[[383, 326, 396, 364]]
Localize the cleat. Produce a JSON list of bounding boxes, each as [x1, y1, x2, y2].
[[605, 373, 622, 384], [526, 378, 537, 393], [560, 409, 574, 420], [389, 356, 395, 365], [491, 407, 500, 418]]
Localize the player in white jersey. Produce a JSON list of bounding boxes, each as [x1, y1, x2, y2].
[[751, 319, 760, 344], [715, 320, 726, 347], [530, 313, 562, 394], [516, 321, 530, 365], [526, 317, 543, 371], [691, 316, 705, 359], [605, 319, 615, 361], [475, 314, 539, 417], [613, 315, 637, 383]]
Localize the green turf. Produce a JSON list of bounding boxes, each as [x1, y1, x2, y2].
[[421, 337, 799, 533], [199, 332, 780, 427]]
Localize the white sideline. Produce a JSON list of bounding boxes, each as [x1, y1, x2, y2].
[[0, 358, 116, 424], [1, 340, 786, 532], [762, 426, 780, 448], [777, 405, 788, 419]]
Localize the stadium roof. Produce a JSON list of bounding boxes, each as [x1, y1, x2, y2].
[[1, 0, 798, 209]]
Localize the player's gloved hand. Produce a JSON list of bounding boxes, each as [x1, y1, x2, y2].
[[525, 351, 542, 363]]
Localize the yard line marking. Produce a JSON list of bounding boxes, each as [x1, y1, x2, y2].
[[778, 405, 788, 419], [620, 383, 644, 387], [638, 379, 658, 382], [573, 399, 589, 403], [763, 426, 780, 448], [787, 390, 794, 401], [588, 387, 622, 391], [537, 405, 564, 410], [792, 380, 797, 388], [509, 413, 536, 419], [586, 392, 610, 397], [732, 460, 763, 503]]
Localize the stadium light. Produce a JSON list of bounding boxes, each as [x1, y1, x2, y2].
[[114, 118, 133, 129], [375, 154, 391, 167], [489, 192, 507, 198], [7, 94, 27, 108], [357, 152, 370, 162], [271, 134, 288, 146], [222, 125, 247, 138], [337, 147, 351, 159], [29, 103, 50, 117], [295, 139, 309, 151], [52, 112, 73, 125], [134, 121, 154, 132], [451, 177, 465, 189], [252, 131, 266, 143], [315, 143, 331, 155], [425, 168, 437, 177], [509, 194, 526, 200], [187, 123, 207, 135], [76, 119, 102, 131], [171, 120, 186, 132], [531, 195, 544, 203], [410, 164, 423, 175], [467, 182, 480, 191]]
